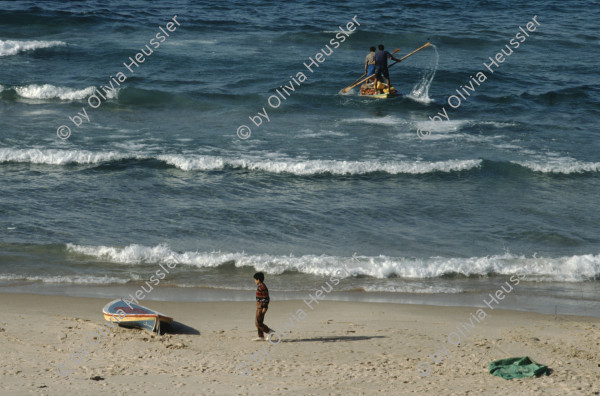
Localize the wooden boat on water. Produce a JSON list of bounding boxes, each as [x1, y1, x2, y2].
[[359, 81, 399, 99], [340, 42, 432, 98], [102, 299, 173, 333]]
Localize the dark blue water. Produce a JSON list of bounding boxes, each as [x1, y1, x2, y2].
[[1, 0, 599, 316]]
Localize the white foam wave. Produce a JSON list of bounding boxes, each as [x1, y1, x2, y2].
[[0, 148, 133, 165], [14, 84, 96, 100], [0, 274, 129, 284], [362, 284, 463, 293], [344, 115, 402, 126], [169, 39, 218, 46], [415, 119, 516, 137], [65, 244, 600, 282], [157, 154, 225, 171], [515, 158, 600, 174], [0, 39, 66, 57], [67, 243, 182, 265], [478, 121, 517, 128], [323, 30, 355, 35], [0, 149, 481, 175], [493, 143, 522, 150], [160, 154, 482, 175], [344, 116, 509, 135], [295, 129, 349, 138], [415, 119, 470, 134]]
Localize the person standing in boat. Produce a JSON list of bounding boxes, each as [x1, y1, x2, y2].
[[361, 46, 377, 95], [374, 44, 401, 94], [364, 46, 376, 81]]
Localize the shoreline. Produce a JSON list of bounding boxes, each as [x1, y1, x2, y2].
[[2, 281, 599, 319], [1, 293, 598, 394]]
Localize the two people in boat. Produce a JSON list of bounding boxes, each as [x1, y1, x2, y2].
[[362, 44, 401, 95]]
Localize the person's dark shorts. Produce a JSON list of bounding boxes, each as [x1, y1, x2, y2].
[[374, 66, 389, 80]]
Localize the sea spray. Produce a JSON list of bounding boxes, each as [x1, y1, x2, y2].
[[408, 43, 439, 104]]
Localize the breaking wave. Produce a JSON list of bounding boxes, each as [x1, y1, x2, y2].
[[0, 148, 481, 175], [10, 84, 118, 101], [0, 39, 66, 57], [66, 243, 600, 282], [3, 148, 599, 176]]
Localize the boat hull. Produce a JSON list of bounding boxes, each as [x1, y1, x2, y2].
[[359, 92, 399, 99], [102, 299, 173, 333]]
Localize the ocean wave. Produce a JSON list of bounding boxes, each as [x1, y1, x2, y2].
[[344, 116, 514, 135], [67, 243, 182, 265], [520, 84, 598, 103], [343, 115, 403, 126], [294, 129, 349, 139], [157, 154, 226, 172], [414, 119, 470, 133], [0, 148, 482, 175], [478, 121, 517, 128], [170, 39, 217, 45], [65, 244, 600, 282], [158, 154, 482, 175], [5, 148, 598, 176], [12, 84, 118, 101], [0, 274, 130, 284], [0, 148, 132, 165], [514, 158, 600, 174], [0, 39, 66, 57], [361, 284, 464, 293]]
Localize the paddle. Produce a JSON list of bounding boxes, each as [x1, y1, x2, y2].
[[341, 43, 431, 93], [388, 42, 431, 68], [341, 48, 400, 94], [347, 72, 366, 89]]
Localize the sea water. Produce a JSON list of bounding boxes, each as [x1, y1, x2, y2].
[[0, 0, 599, 317]]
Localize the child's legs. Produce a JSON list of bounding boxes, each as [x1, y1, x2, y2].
[[255, 303, 271, 337]]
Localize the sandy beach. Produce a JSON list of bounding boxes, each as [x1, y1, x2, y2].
[[0, 293, 598, 395]]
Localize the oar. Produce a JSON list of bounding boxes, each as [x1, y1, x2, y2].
[[341, 48, 400, 93], [341, 43, 431, 93], [347, 72, 366, 89], [388, 42, 431, 68]]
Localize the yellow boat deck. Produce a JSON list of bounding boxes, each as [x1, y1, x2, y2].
[[359, 91, 399, 99], [359, 83, 398, 99]]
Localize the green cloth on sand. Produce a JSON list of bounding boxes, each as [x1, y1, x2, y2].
[[488, 357, 550, 380]]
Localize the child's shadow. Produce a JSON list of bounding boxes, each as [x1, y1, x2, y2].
[[282, 335, 385, 343]]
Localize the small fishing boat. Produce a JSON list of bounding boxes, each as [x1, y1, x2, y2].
[[340, 42, 432, 97], [102, 299, 173, 333], [359, 82, 399, 99]]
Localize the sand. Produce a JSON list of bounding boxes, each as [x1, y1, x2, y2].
[[0, 293, 598, 395]]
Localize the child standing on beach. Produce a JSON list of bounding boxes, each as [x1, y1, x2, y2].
[[253, 272, 272, 341]]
